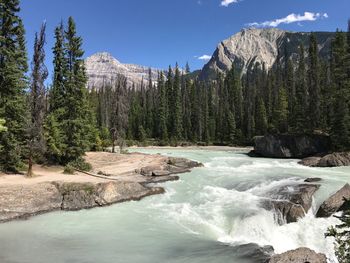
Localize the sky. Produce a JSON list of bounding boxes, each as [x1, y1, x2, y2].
[[21, 0, 349, 76]]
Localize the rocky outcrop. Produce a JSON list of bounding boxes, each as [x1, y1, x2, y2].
[[251, 134, 331, 159], [0, 181, 164, 223], [262, 183, 320, 223], [268, 248, 327, 263], [200, 28, 334, 80], [316, 183, 350, 217], [300, 152, 350, 167], [0, 183, 62, 222]]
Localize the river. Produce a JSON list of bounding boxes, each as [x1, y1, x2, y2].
[[0, 148, 349, 263]]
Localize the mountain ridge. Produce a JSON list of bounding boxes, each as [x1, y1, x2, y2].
[[199, 28, 335, 80]]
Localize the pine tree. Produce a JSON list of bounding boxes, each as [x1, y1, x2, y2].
[[326, 200, 350, 263], [172, 64, 183, 142], [294, 44, 308, 133], [255, 98, 268, 135], [49, 22, 66, 112], [308, 33, 321, 131], [285, 58, 295, 129], [157, 72, 168, 142], [62, 17, 94, 163], [273, 86, 288, 133], [330, 30, 350, 150], [27, 22, 48, 177], [0, 0, 28, 172], [45, 22, 66, 162], [227, 110, 236, 144]]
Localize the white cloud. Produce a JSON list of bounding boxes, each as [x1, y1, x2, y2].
[[220, 0, 239, 7], [247, 12, 328, 28], [196, 55, 212, 61]]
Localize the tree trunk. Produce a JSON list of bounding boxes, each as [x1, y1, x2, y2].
[[27, 152, 33, 177]]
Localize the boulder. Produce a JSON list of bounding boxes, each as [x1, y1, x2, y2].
[[232, 243, 274, 263], [300, 152, 350, 167], [298, 157, 322, 167], [304, 178, 322, 183], [316, 183, 350, 217], [317, 152, 350, 167], [263, 183, 320, 223], [167, 157, 203, 169], [253, 134, 331, 158], [268, 247, 327, 263]]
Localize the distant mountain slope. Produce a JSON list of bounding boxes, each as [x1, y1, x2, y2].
[[85, 52, 160, 89], [199, 28, 335, 80]]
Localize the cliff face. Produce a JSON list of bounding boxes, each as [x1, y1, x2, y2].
[[85, 52, 160, 89], [200, 28, 334, 80]]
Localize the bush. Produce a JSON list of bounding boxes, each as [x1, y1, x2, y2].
[[63, 165, 75, 174], [65, 158, 92, 173]]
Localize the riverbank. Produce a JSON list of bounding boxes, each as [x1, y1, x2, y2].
[[0, 151, 202, 223], [128, 145, 252, 152]]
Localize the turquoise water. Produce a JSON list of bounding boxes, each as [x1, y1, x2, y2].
[[0, 148, 349, 263]]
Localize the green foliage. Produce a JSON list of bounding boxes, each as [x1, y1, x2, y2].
[[0, 0, 28, 172], [255, 98, 268, 135], [326, 200, 350, 263], [64, 157, 92, 173], [46, 17, 95, 165], [0, 119, 7, 133], [308, 33, 321, 131]]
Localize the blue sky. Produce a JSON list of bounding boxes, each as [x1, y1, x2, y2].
[[21, 0, 349, 75]]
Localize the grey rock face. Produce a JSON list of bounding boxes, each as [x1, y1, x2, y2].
[[316, 183, 350, 217], [85, 52, 160, 89], [252, 134, 331, 159], [262, 183, 320, 224], [200, 28, 334, 80], [269, 247, 327, 263]]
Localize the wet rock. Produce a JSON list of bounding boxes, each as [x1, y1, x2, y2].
[[263, 183, 320, 224], [253, 134, 331, 158], [317, 152, 350, 167], [139, 157, 202, 177], [167, 157, 203, 169], [316, 183, 350, 217], [232, 243, 274, 263], [268, 247, 327, 263], [304, 178, 322, 183], [298, 157, 322, 167]]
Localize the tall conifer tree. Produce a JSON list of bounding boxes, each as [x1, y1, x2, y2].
[[0, 0, 28, 172]]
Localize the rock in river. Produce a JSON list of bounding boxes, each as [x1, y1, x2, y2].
[[251, 134, 331, 158], [269, 247, 327, 263], [300, 152, 350, 167], [262, 183, 320, 224], [316, 183, 350, 217]]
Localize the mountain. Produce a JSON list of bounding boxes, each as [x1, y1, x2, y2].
[[85, 52, 160, 89], [199, 28, 335, 80]]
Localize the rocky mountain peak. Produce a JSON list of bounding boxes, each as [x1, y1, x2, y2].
[[85, 52, 160, 89], [199, 28, 334, 80]]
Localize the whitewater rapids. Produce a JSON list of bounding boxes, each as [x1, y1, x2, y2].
[[0, 148, 348, 263]]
